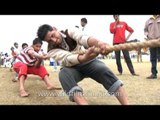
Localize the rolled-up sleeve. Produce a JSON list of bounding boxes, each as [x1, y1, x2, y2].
[[47, 48, 80, 67]]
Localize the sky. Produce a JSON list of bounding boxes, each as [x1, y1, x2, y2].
[[0, 15, 152, 55]]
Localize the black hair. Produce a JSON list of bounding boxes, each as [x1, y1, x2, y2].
[[81, 18, 87, 23], [22, 43, 28, 48], [33, 38, 43, 45], [37, 24, 53, 40], [10, 47, 14, 51], [14, 42, 18, 46], [75, 25, 79, 28], [113, 15, 119, 18]]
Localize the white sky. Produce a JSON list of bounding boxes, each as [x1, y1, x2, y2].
[[0, 15, 152, 55]]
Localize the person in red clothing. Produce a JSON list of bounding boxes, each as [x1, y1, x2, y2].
[[13, 38, 61, 97], [110, 15, 138, 76]]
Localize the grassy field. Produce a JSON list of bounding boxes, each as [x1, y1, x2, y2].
[[1, 58, 160, 105]]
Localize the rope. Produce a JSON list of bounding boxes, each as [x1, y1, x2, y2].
[[95, 39, 160, 55]]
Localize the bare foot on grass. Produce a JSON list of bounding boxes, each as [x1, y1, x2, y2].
[[19, 90, 30, 97]]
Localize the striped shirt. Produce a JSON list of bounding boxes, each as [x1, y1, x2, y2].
[[14, 47, 37, 66]]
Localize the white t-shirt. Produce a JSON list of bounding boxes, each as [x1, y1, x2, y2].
[[13, 46, 20, 55], [75, 25, 92, 36]]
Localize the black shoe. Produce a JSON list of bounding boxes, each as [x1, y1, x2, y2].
[[146, 74, 157, 79], [132, 73, 139, 76]]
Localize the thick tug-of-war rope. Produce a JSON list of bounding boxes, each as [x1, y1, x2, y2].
[[95, 39, 160, 54], [47, 39, 160, 56]]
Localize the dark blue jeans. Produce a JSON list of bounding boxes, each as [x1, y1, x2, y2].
[[149, 47, 160, 76], [59, 59, 123, 101]]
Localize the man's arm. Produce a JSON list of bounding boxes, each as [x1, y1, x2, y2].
[[34, 58, 43, 67], [87, 37, 110, 55], [27, 49, 48, 59], [48, 47, 99, 67], [68, 27, 110, 55], [47, 48, 80, 67], [125, 32, 133, 42], [110, 21, 118, 34], [78, 46, 99, 63], [144, 20, 149, 39], [125, 23, 134, 42]]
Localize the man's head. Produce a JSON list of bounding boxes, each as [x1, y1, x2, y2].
[[113, 15, 119, 21], [152, 15, 160, 19], [10, 47, 14, 51], [22, 43, 28, 49], [32, 38, 43, 52], [14, 42, 18, 48], [81, 18, 87, 27], [37, 24, 62, 44], [37, 24, 53, 40]]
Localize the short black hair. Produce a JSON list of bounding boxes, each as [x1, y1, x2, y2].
[[81, 18, 87, 23], [14, 42, 18, 46], [10, 47, 14, 51], [22, 43, 28, 48], [37, 24, 53, 40], [75, 25, 79, 28], [33, 38, 43, 45], [113, 15, 119, 18]]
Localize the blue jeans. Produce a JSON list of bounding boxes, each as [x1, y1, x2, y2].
[[149, 47, 160, 75], [59, 59, 123, 101]]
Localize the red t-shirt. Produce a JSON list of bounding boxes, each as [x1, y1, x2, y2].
[[110, 21, 134, 44]]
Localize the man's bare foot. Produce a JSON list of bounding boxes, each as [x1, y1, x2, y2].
[[19, 90, 30, 97], [47, 86, 62, 90]]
